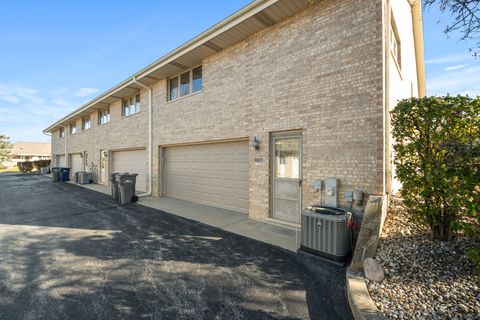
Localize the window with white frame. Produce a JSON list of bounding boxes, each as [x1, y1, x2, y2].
[[98, 108, 110, 124], [390, 15, 401, 69], [70, 123, 77, 135], [168, 66, 202, 101], [122, 94, 140, 117], [59, 128, 65, 138], [82, 116, 91, 130]]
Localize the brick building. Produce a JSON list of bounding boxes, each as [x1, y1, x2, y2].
[[44, 0, 425, 225]]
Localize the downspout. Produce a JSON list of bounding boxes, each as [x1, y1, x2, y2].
[[43, 132, 53, 165], [64, 126, 67, 166], [132, 77, 153, 197], [408, 0, 426, 97], [384, 0, 390, 199]]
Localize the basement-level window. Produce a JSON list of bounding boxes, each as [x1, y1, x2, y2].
[[59, 127, 65, 138], [70, 123, 77, 135], [168, 65, 202, 101], [98, 108, 110, 124], [122, 94, 140, 117], [82, 116, 91, 130]]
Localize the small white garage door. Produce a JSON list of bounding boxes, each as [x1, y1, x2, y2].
[[112, 149, 147, 192], [164, 141, 249, 214], [71, 154, 83, 175], [57, 155, 66, 167]]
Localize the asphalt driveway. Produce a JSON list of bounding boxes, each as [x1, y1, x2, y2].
[[0, 173, 352, 320]]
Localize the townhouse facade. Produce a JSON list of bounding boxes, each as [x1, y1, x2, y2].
[[44, 0, 425, 225]]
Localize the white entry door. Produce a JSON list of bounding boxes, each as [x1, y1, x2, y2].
[[99, 150, 108, 185], [272, 135, 302, 224]]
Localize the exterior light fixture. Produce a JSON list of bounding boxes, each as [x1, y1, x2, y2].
[[252, 136, 260, 150]]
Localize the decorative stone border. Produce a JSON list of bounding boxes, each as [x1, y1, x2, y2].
[[346, 196, 386, 320]]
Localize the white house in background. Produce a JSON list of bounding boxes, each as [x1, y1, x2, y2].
[[8, 142, 51, 166]]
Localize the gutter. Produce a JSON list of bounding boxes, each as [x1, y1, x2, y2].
[[132, 77, 153, 197], [408, 0, 426, 97]]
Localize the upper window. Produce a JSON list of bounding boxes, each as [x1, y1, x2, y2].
[[59, 128, 65, 138], [82, 116, 91, 130], [390, 15, 401, 69], [98, 108, 110, 124], [122, 94, 140, 117], [168, 66, 202, 101], [70, 123, 77, 135]]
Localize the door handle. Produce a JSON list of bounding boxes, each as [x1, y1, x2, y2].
[[299, 179, 302, 187]]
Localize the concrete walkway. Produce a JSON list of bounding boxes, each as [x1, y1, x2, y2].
[[78, 182, 300, 251]]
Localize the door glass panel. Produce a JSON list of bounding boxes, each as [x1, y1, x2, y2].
[[275, 138, 300, 179]]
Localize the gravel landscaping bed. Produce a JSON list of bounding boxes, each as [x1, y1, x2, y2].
[[367, 199, 480, 319]]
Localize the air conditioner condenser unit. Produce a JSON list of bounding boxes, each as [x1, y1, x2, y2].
[[300, 206, 352, 262]]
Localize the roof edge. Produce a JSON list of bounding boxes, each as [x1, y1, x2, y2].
[[43, 0, 279, 133]]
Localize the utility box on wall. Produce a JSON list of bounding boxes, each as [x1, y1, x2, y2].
[[325, 178, 338, 207]]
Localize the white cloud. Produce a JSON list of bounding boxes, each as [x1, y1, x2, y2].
[[425, 54, 472, 65], [0, 84, 41, 104], [0, 83, 88, 142], [443, 64, 466, 71], [74, 87, 99, 98], [427, 66, 480, 97], [0, 94, 19, 103]]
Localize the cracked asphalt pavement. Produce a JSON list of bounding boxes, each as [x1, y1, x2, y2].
[[0, 173, 352, 320]]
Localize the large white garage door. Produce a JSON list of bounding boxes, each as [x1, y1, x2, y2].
[[112, 149, 147, 192], [71, 154, 83, 175], [164, 141, 249, 214]]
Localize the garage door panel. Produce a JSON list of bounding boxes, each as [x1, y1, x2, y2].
[[71, 154, 83, 178], [113, 150, 147, 192], [165, 141, 249, 214], [57, 155, 66, 167]]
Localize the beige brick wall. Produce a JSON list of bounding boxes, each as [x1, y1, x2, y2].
[[52, 89, 149, 186], [52, 0, 386, 220]]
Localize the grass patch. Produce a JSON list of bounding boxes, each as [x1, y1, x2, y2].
[[0, 167, 20, 173]]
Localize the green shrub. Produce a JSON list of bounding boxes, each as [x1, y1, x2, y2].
[[391, 96, 480, 241]]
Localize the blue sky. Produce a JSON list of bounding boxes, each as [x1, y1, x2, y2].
[[0, 1, 478, 143]]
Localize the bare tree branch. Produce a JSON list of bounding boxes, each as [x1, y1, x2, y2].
[[424, 0, 480, 56]]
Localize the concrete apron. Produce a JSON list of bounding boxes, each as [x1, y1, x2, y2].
[[76, 183, 300, 252]]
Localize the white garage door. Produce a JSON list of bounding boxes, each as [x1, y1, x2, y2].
[[164, 141, 249, 214], [112, 149, 147, 192], [57, 155, 65, 167], [71, 154, 83, 175]]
